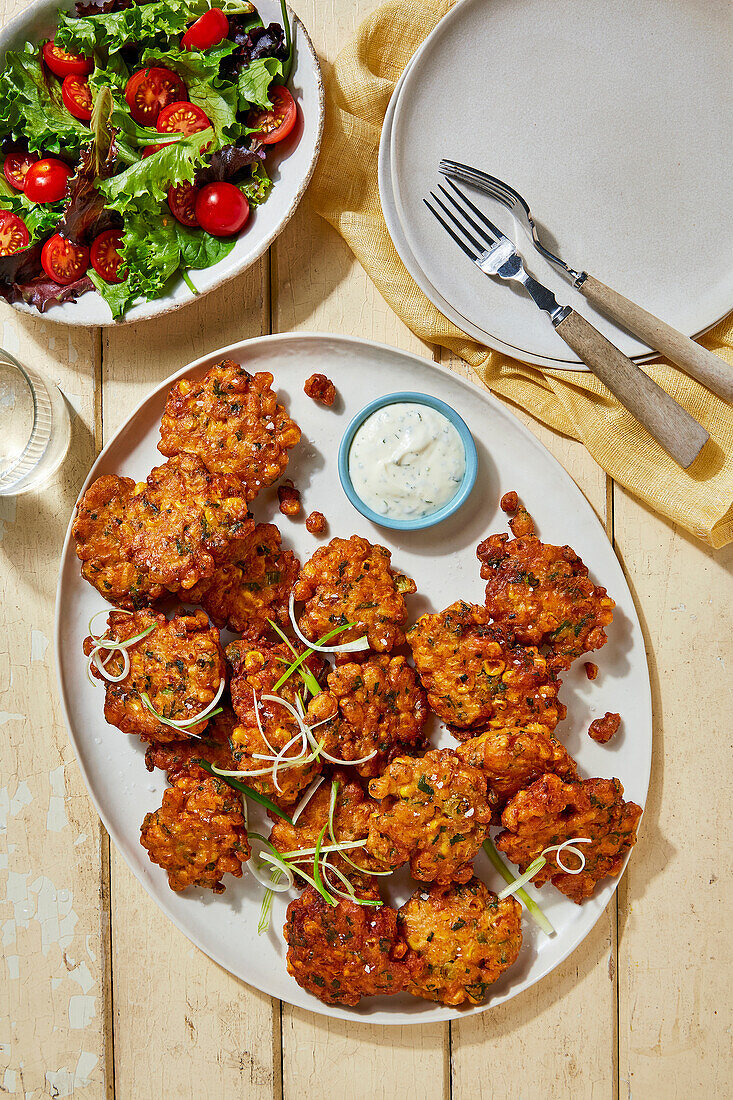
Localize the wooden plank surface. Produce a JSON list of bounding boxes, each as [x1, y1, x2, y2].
[[0, 0, 731, 1094]]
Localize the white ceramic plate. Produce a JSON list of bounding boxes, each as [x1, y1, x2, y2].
[[389, 0, 733, 369], [0, 0, 324, 326], [56, 333, 652, 1024]]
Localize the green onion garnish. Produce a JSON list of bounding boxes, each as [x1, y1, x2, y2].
[[312, 824, 336, 907], [197, 760, 293, 824], [483, 839, 555, 937]]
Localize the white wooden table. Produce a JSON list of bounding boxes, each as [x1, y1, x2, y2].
[[1, 0, 730, 1094]]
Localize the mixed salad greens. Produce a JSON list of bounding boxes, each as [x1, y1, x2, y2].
[[0, 0, 297, 318]]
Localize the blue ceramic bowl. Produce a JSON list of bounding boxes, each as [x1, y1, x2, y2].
[[337, 392, 478, 531]]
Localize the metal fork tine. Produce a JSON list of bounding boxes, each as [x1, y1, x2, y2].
[[428, 190, 490, 254], [439, 160, 516, 207], [443, 180, 509, 247], [436, 184, 498, 250], [423, 196, 479, 261]]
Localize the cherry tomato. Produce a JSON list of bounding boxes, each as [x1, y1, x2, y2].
[[248, 86, 297, 145], [24, 158, 72, 204], [42, 40, 93, 78], [181, 7, 229, 51], [0, 210, 30, 256], [157, 101, 211, 139], [124, 67, 188, 127], [194, 182, 249, 237], [62, 74, 93, 121], [90, 230, 125, 284], [41, 233, 89, 285], [168, 181, 200, 227], [3, 151, 40, 191]]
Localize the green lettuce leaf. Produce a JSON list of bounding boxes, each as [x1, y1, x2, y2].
[[56, 0, 255, 56], [0, 42, 90, 154], [239, 158, 271, 206], [88, 269, 138, 320], [140, 43, 242, 144], [99, 127, 214, 214], [174, 223, 236, 269], [237, 56, 282, 110]]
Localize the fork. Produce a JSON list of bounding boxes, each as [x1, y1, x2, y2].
[[439, 159, 733, 404], [424, 181, 709, 468]]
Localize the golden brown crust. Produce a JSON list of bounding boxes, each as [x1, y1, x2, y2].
[[187, 523, 298, 639], [455, 723, 577, 811], [305, 511, 327, 535], [306, 655, 429, 778], [277, 480, 301, 517], [398, 878, 522, 1005], [283, 886, 420, 1006], [158, 360, 300, 495], [72, 474, 166, 608], [293, 535, 417, 652], [407, 601, 565, 736], [366, 749, 494, 884], [144, 706, 238, 778], [84, 608, 225, 743], [496, 773, 643, 903], [269, 770, 383, 887], [125, 453, 254, 590], [226, 642, 324, 807], [140, 765, 249, 893], [477, 530, 615, 672]]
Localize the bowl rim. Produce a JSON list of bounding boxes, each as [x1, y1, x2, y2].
[[0, 0, 324, 326], [337, 390, 478, 530]]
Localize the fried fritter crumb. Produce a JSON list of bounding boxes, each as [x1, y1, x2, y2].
[[305, 511, 327, 535], [126, 453, 255, 590], [278, 480, 301, 517], [284, 886, 419, 1005], [158, 360, 300, 497], [455, 723, 577, 811], [294, 535, 417, 652], [226, 642, 323, 807], [83, 608, 225, 743], [399, 878, 522, 1005], [306, 655, 428, 777], [367, 749, 494, 884], [588, 712, 621, 744], [496, 773, 642, 903], [303, 373, 336, 406], [584, 662, 599, 681], [408, 601, 565, 736], [500, 491, 518, 514], [187, 523, 298, 639], [269, 770, 383, 887], [477, 527, 614, 672], [72, 474, 166, 608], [140, 764, 249, 893]]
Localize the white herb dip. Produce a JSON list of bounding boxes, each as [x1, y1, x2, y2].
[[348, 402, 466, 520]]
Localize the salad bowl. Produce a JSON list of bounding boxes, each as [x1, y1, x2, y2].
[[0, 0, 324, 325]]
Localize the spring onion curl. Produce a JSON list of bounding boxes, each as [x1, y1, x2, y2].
[[258, 868, 282, 934], [496, 838, 592, 901], [196, 760, 293, 824], [291, 776, 325, 823], [247, 833, 294, 891], [288, 594, 370, 654], [328, 780, 391, 877], [272, 622, 358, 693], [267, 619, 322, 697], [85, 613, 156, 684], [140, 677, 226, 733], [482, 839, 555, 937]]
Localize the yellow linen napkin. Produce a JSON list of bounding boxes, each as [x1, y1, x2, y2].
[[309, 0, 733, 547]]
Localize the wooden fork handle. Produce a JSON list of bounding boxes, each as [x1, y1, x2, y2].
[[554, 309, 709, 469], [578, 274, 733, 404]]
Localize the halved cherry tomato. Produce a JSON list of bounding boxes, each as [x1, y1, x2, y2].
[[157, 101, 211, 139], [124, 67, 188, 127], [42, 40, 93, 78], [3, 151, 39, 191], [168, 181, 200, 227], [90, 230, 125, 284], [24, 158, 72, 204], [248, 86, 297, 145], [62, 74, 93, 121], [0, 210, 30, 256], [41, 233, 89, 285], [194, 182, 249, 237], [181, 7, 229, 51]]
